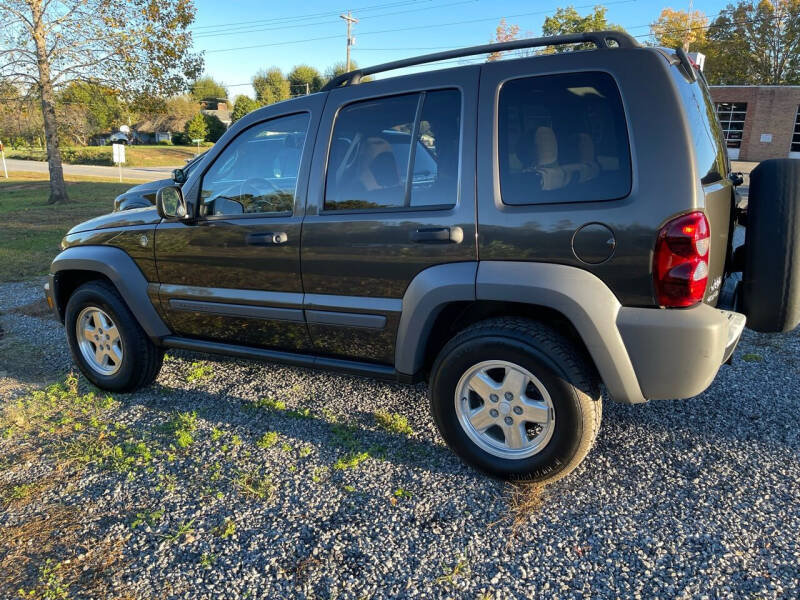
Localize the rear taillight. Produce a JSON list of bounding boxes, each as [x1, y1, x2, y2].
[[653, 211, 710, 307]]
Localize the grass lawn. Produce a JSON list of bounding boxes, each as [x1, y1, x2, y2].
[[6, 144, 209, 167], [0, 172, 136, 282]]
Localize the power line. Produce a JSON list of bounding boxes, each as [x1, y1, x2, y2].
[[191, 0, 435, 33], [203, 0, 638, 54], [193, 0, 474, 39]]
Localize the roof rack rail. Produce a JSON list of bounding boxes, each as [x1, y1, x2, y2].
[[321, 30, 639, 91]]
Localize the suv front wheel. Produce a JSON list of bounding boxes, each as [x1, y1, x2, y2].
[[429, 318, 602, 482], [65, 280, 164, 392]]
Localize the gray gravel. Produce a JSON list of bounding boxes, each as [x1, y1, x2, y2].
[[1, 278, 799, 599]]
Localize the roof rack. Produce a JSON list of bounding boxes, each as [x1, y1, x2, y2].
[[321, 30, 639, 91]]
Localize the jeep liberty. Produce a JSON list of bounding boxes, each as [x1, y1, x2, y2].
[[45, 32, 800, 481]]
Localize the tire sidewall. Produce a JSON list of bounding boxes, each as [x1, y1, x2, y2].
[[65, 283, 141, 391], [430, 334, 585, 480]]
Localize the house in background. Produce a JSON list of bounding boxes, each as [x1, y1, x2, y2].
[[200, 97, 232, 129]]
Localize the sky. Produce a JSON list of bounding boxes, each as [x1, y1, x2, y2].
[[193, 0, 733, 98]]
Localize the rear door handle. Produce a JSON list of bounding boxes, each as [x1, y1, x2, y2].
[[410, 227, 463, 244], [246, 232, 288, 246]]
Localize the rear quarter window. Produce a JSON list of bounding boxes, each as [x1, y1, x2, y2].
[[672, 72, 727, 184], [498, 71, 632, 205]]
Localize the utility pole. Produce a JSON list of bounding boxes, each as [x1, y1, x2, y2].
[[340, 11, 358, 72]]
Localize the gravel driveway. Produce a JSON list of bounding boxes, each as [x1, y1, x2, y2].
[[1, 278, 798, 599]]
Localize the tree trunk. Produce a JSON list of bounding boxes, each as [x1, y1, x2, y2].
[[29, 0, 69, 204]]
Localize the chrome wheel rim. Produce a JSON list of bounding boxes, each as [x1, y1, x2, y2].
[[455, 360, 555, 460], [76, 307, 123, 376]]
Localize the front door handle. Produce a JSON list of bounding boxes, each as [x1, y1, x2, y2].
[[410, 226, 463, 244], [246, 232, 288, 246]]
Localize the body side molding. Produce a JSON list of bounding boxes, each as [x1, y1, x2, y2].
[[50, 245, 171, 339]]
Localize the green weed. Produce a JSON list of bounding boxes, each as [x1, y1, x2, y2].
[[374, 411, 413, 435], [163, 411, 197, 449], [236, 470, 275, 500], [199, 552, 216, 568], [256, 431, 279, 449], [252, 397, 286, 411], [214, 518, 236, 539], [131, 508, 165, 529], [333, 451, 370, 471], [186, 362, 214, 383]]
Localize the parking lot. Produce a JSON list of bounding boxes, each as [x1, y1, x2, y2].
[[1, 277, 798, 598]]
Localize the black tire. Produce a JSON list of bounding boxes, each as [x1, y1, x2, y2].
[[742, 159, 800, 333], [65, 280, 164, 392], [428, 317, 602, 482]]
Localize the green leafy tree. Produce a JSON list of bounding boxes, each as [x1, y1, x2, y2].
[[57, 81, 125, 145], [185, 113, 208, 142], [252, 67, 290, 105], [541, 5, 625, 52], [231, 95, 259, 122], [0, 0, 202, 203], [203, 113, 226, 142], [699, 0, 800, 85], [288, 65, 324, 95], [323, 61, 372, 84], [190, 76, 228, 101]]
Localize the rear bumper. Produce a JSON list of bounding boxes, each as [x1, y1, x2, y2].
[[617, 303, 745, 400]]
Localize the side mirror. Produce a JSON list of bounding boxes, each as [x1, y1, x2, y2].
[[156, 185, 188, 220], [172, 168, 187, 184]]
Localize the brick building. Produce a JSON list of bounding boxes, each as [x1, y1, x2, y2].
[[709, 85, 800, 162]]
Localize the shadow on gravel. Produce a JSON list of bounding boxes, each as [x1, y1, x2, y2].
[[118, 377, 462, 477]]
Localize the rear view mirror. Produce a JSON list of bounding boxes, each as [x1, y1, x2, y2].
[[172, 168, 187, 184], [156, 185, 188, 220]]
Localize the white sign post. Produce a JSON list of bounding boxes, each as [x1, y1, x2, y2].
[[191, 138, 203, 156], [112, 142, 126, 182], [0, 140, 7, 179]]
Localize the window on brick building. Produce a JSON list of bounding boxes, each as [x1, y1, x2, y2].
[[791, 105, 800, 156], [715, 102, 747, 159]]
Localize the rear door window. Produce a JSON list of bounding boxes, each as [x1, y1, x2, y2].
[[498, 71, 632, 205], [324, 89, 461, 211]]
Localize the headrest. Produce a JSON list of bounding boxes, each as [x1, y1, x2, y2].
[[535, 127, 558, 165]]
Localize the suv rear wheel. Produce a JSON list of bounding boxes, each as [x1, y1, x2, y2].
[[65, 280, 164, 392], [428, 317, 602, 482]]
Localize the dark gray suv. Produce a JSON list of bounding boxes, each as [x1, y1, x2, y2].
[[45, 32, 800, 481]]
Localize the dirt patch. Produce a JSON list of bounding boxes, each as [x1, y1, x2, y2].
[[0, 502, 129, 598], [0, 338, 51, 384], [10, 297, 55, 320]]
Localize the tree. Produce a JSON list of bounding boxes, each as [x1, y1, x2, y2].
[[488, 18, 521, 61], [323, 61, 372, 84], [0, 82, 43, 147], [231, 95, 259, 122], [203, 113, 226, 142], [190, 76, 228, 101], [541, 5, 625, 51], [698, 9, 751, 85], [651, 8, 709, 51], [0, 0, 202, 203], [700, 1, 800, 85], [288, 65, 324, 95], [58, 81, 124, 145], [185, 113, 208, 142], [252, 67, 290, 105]]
